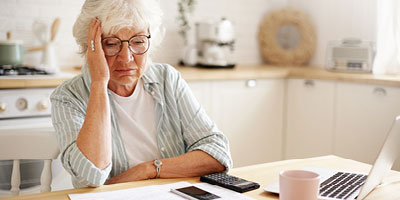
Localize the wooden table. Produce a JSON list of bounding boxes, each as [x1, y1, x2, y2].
[[4, 155, 400, 200]]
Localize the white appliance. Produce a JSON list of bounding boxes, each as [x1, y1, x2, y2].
[[326, 38, 374, 72], [0, 73, 73, 196], [195, 18, 235, 68]]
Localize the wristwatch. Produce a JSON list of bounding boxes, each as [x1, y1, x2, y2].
[[153, 159, 162, 179]]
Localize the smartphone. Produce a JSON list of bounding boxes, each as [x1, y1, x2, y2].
[[170, 186, 221, 200]]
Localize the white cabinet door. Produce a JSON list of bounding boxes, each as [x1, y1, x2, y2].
[[187, 81, 213, 119], [210, 79, 284, 167], [285, 79, 335, 159], [334, 82, 400, 170]]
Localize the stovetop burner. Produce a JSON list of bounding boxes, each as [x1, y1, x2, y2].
[[0, 65, 52, 76]]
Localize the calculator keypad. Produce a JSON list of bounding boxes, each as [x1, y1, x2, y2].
[[202, 173, 249, 186], [200, 172, 260, 193]]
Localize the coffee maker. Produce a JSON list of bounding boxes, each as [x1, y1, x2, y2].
[[195, 18, 235, 68]]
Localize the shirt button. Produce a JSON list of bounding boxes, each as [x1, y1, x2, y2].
[[160, 147, 166, 152]]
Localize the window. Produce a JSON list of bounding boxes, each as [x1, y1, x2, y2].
[[373, 0, 400, 74]]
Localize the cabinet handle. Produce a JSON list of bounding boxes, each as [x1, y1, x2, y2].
[[373, 87, 387, 96], [246, 79, 257, 88], [304, 80, 315, 87], [0, 102, 6, 113]]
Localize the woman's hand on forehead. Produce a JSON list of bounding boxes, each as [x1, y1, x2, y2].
[[87, 18, 110, 84]]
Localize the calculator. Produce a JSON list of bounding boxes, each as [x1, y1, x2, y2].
[[200, 172, 260, 193]]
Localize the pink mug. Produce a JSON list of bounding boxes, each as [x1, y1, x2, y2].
[[279, 170, 320, 200]]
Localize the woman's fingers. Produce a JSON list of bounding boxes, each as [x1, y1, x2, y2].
[[87, 18, 99, 52], [95, 19, 103, 51], [86, 17, 110, 83]]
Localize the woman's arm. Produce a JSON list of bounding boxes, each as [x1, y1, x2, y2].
[[76, 81, 111, 169], [106, 65, 231, 185], [76, 18, 112, 170], [106, 150, 224, 184]]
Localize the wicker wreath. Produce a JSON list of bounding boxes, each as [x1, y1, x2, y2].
[[258, 7, 316, 65]]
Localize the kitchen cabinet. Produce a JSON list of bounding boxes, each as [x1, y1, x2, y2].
[[188, 79, 284, 167], [334, 82, 400, 170], [211, 79, 284, 167], [186, 81, 213, 118], [285, 79, 335, 159], [188, 77, 400, 170]]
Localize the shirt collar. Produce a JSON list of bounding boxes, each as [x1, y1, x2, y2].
[[142, 61, 160, 85]]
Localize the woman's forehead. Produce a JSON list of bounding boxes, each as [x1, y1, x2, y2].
[[103, 26, 148, 37]]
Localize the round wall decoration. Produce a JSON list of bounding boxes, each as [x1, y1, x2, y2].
[[258, 7, 316, 65]]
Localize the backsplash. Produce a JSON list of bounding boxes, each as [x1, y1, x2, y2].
[[0, 0, 85, 68], [287, 0, 377, 68], [0, 0, 376, 68]]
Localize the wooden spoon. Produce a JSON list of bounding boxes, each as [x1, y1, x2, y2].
[[50, 18, 61, 42]]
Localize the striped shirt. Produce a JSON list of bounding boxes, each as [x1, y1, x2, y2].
[[51, 63, 232, 188]]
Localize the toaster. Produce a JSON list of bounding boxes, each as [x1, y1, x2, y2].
[[326, 38, 375, 72]]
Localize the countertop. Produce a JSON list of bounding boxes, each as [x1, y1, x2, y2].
[[1, 64, 400, 89], [4, 155, 400, 200], [0, 72, 76, 89], [176, 65, 400, 87]]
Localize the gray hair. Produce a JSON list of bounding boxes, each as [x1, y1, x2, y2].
[[73, 0, 164, 56]]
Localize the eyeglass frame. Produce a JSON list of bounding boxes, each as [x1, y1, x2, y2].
[[101, 34, 151, 57]]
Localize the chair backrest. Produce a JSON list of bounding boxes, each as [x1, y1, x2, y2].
[[0, 127, 59, 196]]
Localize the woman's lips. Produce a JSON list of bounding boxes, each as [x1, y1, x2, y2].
[[115, 68, 137, 75]]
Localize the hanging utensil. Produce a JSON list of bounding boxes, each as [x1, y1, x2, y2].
[[42, 18, 61, 73], [29, 18, 60, 52], [32, 20, 48, 44]]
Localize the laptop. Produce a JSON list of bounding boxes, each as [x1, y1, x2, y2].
[[264, 115, 400, 200]]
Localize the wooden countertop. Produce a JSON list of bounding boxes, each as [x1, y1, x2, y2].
[[176, 65, 400, 87], [4, 155, 400, 200], [1, 65, 400, 89]]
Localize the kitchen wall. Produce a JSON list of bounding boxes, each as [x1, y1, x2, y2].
[[158, 0, 288, 66], [0, 0, 85, 68], [288, 0, 377, 67], [0, 0, 376, 68]]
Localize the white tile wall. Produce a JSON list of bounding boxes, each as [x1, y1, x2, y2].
[[288, 0, 377, 67], [0, 0, 376, 68], [158, 0, 288, 65], [0, 0, 85, 68]]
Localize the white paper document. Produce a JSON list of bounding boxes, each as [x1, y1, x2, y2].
[[68, 181, 255, 200]]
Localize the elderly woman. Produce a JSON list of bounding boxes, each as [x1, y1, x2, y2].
[[51, 0, 232, 188]]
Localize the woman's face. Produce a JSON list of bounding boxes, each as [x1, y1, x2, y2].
[[102, 27, 149, 91]]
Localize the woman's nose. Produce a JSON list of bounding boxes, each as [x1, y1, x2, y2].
[[117, 42, 134, 63]]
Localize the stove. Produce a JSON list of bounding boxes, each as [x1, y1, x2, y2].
[[0, 88, 54, 119], [0, 65, 54, 76], [0, 88, 73, 196], [0, 69, 74, 195]]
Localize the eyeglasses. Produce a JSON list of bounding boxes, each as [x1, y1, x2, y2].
[[101, 35, 151, 57]]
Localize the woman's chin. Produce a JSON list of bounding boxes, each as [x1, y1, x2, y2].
[[111, 75, 138, 86]]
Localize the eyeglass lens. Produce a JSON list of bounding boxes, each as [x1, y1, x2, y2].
[[101, 35, 150, 56]]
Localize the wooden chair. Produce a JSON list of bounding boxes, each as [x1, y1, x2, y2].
[[0, 127, 59, 196]]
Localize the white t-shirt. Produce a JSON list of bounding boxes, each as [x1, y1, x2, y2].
[[110, 78, 160, 168]]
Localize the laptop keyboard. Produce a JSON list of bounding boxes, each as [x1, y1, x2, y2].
[[319, 172, 368, 199]]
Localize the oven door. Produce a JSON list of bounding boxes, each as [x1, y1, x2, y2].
[[0, 117, 73, 197]]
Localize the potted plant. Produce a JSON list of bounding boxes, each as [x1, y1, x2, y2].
[[177, 0, 197, 45], [177, 0, 197, 66]]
